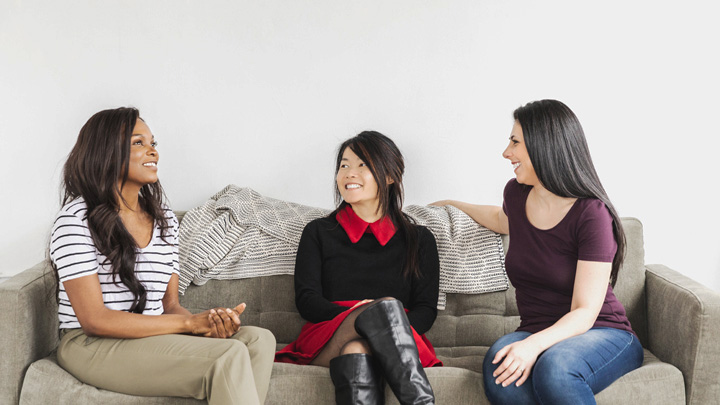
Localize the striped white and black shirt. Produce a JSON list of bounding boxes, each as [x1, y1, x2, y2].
[[49, 198, 180, 329]]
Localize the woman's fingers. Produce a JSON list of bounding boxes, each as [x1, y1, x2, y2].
[[207, 310, 221, 338], [350, 299, 374, 310], [492, 344, 510, 365], [225, 307, 241, 326], [233, 303, 246, 319], [515, 366, 530, 387], [495, 360, 524, 386], [210, 309, 230, 338], [217, 309, 237, 338]]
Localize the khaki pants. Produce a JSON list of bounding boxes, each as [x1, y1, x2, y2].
[[57, 326, 276, 405]]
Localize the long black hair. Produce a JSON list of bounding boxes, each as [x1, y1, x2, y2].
[[332, 131, 421, 278], [513, 99, 626, 286], [54, 107, 169, 313]]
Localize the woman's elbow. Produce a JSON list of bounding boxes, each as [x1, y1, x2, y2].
[[78, 320, 103, 337], [76, 311, 112, 337]]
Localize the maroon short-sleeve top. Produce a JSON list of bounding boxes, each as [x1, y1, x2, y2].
[[502, 179, 635, 336]]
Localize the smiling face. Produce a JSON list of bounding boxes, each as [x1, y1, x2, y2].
[[124, 119, 159, 189], [336, 147, 380, 213], [503, 120, 539, 186]]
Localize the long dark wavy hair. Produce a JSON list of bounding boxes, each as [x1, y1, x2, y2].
[[513, 99, 626, 286], [332, 131, 422, 278], [53, 107, 169, 313]]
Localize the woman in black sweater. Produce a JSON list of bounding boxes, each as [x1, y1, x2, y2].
[[276, 131, 441, 405]]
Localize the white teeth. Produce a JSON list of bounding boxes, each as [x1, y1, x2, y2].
[[143, 162, 157, 167], [512, 162, 520, 170], [346, 184, 362, 189]]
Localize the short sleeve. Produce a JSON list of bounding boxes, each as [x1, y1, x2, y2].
[[49, 209, 99, 282], [576, 200, 617, 263]]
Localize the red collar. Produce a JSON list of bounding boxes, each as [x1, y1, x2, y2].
[[336, 205, 396, 246]]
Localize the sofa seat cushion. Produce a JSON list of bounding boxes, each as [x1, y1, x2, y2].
[[435, 348, 685, 404], [20, 353, 202, 404], [22, 349, 684, 405]]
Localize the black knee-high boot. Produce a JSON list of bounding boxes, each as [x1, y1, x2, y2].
[[329, 353, 385, 405], [354, 299, 435, 405]]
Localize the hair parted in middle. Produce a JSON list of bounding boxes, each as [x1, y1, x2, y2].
[[332, 131, 421, 278]]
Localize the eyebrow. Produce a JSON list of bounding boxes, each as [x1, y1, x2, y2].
[[131, 134, 155, 139]]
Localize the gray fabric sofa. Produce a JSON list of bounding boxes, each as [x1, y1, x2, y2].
[[2, 216, 719, 404]]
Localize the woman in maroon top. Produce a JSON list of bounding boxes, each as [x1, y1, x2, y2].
[[276, 131, 441, 405], [433, 100, 643, 404]]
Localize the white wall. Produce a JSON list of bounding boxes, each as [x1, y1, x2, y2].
[[2, 0, 718, 291]]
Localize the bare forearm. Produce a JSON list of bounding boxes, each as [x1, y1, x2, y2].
[[442, 200, 508, 234], [80, 309, 198, 338], [523, 308, 597, 352], [163, 302, 193, 316]]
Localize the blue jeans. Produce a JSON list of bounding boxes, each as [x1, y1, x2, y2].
[[482, 328, 643, 405]]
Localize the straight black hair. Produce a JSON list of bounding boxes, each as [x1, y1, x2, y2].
[[53, 107, 169, 313], [332, 131, 421, 278], [514, 99, 626, 286]]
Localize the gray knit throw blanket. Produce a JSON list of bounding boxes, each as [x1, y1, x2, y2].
[[178, 185, 508, 309]]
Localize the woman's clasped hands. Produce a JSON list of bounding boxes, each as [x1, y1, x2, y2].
[[188, 303, 247, 338]]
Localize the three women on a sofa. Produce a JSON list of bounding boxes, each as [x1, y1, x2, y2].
[[50, 99, 641, 405]]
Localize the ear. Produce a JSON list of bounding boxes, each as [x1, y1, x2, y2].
[[386, 176, 395, 185]]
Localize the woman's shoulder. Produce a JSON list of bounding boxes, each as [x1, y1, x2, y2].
[[503, 178, 530, 197], [409, 223, 437, 244], [57, 197, 88, 217], [574, 197, 613, 223], [160, 203, 178, 220], [52, 198, 90, 232], [502, 178, 530, 216], [50, 198, 95, 260], [303, 215, 338, 233], [503, 177, 532, 200]]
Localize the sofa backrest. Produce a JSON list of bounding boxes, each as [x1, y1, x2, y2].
[[178, 216, 648, 348]]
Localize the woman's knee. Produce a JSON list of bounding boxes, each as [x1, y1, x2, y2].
[[340, 339, 371, 355], [483, 332, 531, 373], [532, 349, 584, 393], [234, 326, 276, 351]]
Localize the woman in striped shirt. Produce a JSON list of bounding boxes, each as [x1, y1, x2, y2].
[[49, 107, 275, 405]]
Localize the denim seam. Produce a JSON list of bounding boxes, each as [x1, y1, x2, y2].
[[533, 330, 637, 405]]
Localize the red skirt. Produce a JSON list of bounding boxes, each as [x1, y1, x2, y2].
[[275, 300, 442, 368]]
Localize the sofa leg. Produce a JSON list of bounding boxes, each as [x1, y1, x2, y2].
[[354, 299, 435, 405], [330, 353, 385, 405]]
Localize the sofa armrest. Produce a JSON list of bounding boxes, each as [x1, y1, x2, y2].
[[0, 261, 59, 404], [646, 264, 720, 405]]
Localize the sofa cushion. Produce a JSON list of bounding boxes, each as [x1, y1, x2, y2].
[[21, 350, 684, 405], [20, 354, 202, 404]]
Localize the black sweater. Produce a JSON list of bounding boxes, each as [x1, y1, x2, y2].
[[294, 215, 440, 335]]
